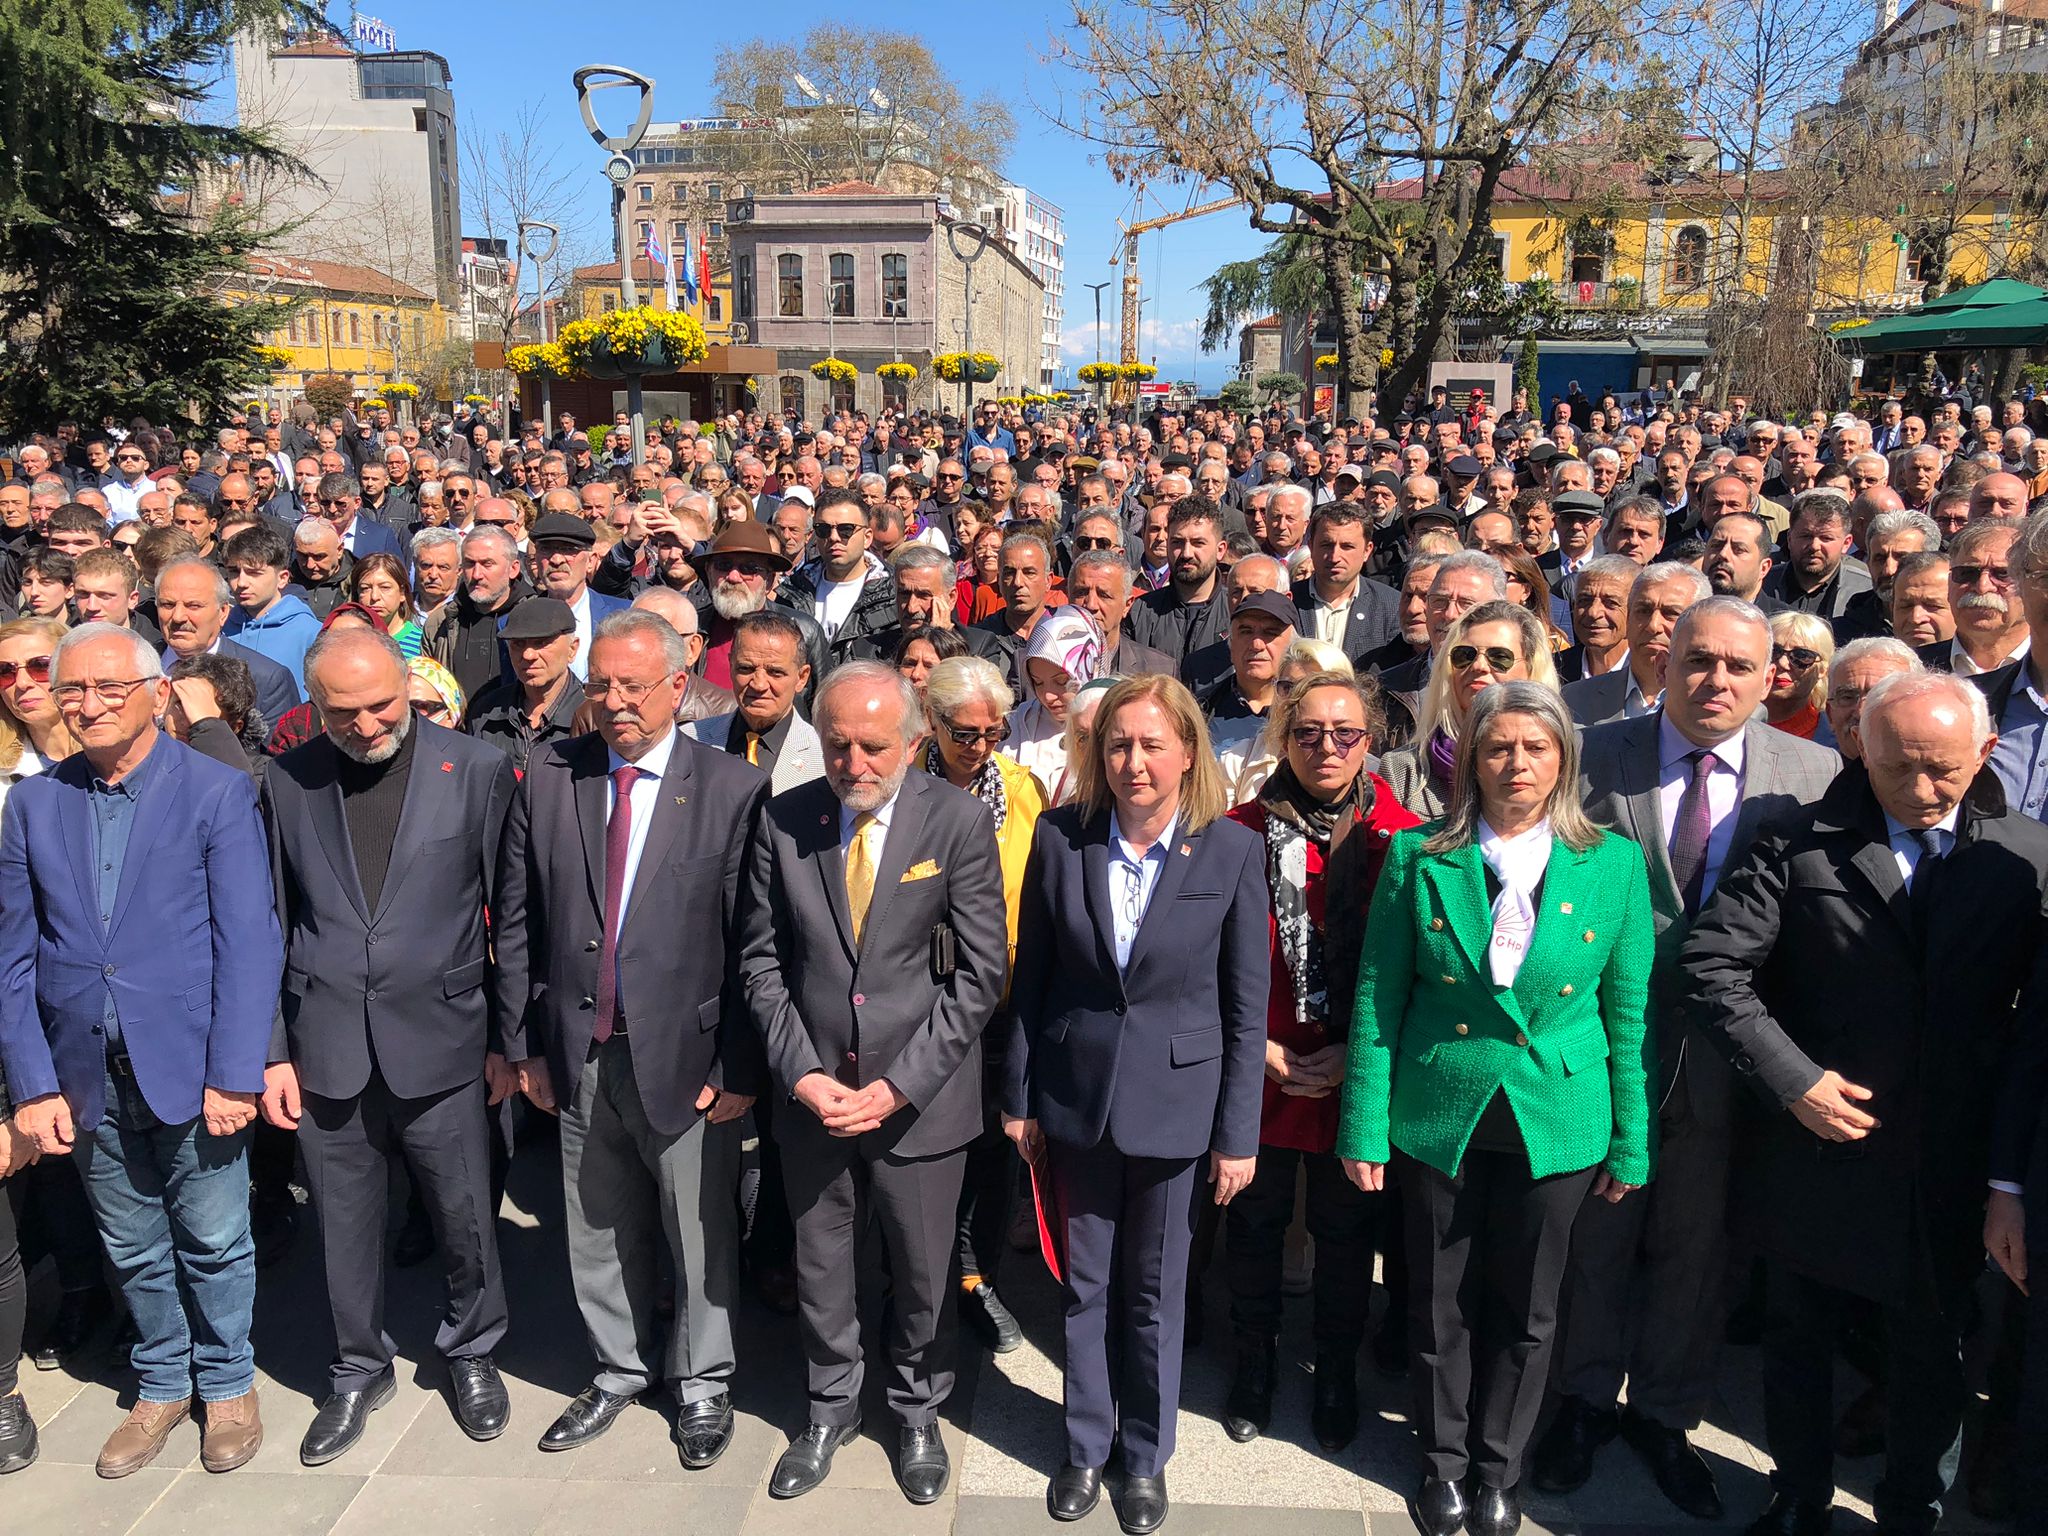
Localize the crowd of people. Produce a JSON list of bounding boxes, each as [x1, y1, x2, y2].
[[0, 379, 2044, 1536]]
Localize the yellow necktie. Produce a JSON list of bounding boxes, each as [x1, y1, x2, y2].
[[845, 811, 878, 945], [745, 731, 761, 766]]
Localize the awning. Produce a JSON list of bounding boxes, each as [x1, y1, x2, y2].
[[1842, 296, 2048, 353], [1531, 339, 1636, 355], [1634, 338, 1709, 357]]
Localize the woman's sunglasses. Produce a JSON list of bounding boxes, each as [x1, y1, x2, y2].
[[1449, 644, 1518, 673], [0, 654, 52, 687]]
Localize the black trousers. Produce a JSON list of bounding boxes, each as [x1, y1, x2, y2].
[[954, 1071, 1017, 1286], [1761, 1259, 1966, 1531], [2016, 1251, 2048, 1536], [0, 1177, 23, 1398], [744, 1093, 796, 1269], [1225, 1143, 1377, 1350], [1402, 1149, 1593, 1488], [12, 1155, 102, 1294], [781, 1125, 965, 1428], [297, 1071, 509, 1393]]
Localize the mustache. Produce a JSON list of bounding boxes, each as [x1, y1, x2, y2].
[[1957, 592, 2009, 614]]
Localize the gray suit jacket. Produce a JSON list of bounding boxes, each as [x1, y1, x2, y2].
[[684, 710, 824, 796], [1376, 743, 1446, 822], [1578, 712, 1839, 1120], [737, 769, 1009, 1159], [1561, 666, 1646, 729]]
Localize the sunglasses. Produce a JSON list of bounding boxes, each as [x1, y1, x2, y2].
[[1449, 644, 1519, 673], [936, 471, 964, 482], [1772, 644, 1822, 670], [815, 521, 866, 541], [0, 654, 53, 687], [1951, 563, 2014, 587], [1290, 724, 1368, 752], [939, 718, 1009, 747]]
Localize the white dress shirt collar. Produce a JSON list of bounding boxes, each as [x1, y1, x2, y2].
[[607, 722, 678, 782]]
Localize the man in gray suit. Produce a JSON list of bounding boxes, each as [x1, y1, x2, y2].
[[683, 611, 823, 795], [1536, 596, 1840, 1519], [1561, 562, 1710, 728], [493, 610, 770, 1468], [738, 663, 1008, 1507]]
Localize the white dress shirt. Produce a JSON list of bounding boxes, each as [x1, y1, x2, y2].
[[1656, 715, 1748, 905], [838, 787, 901, 854], [1950, 633, 2030, 677], [1881, 806, 1958, 890], [568, 586, 593, 680], [605, 725, 679, 932], [1106, 809, 1178, 971], [1310, 585, 1354, 649]]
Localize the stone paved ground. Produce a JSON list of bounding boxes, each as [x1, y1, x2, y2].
[[4, 1139, 2014, 1536]]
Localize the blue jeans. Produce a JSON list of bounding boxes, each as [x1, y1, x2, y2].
[[73, 1062, 256, 1404]]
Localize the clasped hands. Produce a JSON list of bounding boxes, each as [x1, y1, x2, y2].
[[1265, 1040, 1345, 1098], [795, 1071, 907, 1136]]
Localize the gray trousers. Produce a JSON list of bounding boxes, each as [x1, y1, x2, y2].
[[1553, 1099, 1731, 1429], [560, 1036, 740, 1402]]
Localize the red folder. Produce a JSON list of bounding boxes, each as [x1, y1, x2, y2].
[[1028, 1155, 1065, 1284]]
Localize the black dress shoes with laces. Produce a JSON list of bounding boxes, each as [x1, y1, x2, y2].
[[769, 1418, 860, 1498], [1618, 1407, 1723, 1520], [538, 1385, 637, 1451], [1115, 1471, 1169, 1534], [1411, 1474, 1468, 1536], [674, 1392, 734, 1469], [1466, 1481, 1522, 1536], [448, 1356, 509, 1441], [1531, 1396, 1619, 1494], [895, 1423, 950, 1504]]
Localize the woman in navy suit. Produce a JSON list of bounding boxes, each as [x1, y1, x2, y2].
[[1003, 674, 1271, 1536]]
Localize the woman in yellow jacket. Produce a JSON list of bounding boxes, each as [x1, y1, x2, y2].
[[1339, 682, 1655, 1536], [922, 655, 1047, 1357]]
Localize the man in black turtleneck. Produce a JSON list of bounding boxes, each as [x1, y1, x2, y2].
[[259, 626, 520, 1466]]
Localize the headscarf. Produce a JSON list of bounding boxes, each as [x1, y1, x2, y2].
[[1019, 605, 1106, 690], [407, 655, 466, 723]]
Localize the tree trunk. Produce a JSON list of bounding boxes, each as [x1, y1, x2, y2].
[[1319, 235, 1372, 417]]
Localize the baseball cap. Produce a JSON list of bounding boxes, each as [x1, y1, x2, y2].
[[1231, 590, 1301, 629], [780, 485, 815, 509]]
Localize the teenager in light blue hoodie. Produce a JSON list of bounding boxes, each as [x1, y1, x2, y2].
[[222, 522, 321, 693]]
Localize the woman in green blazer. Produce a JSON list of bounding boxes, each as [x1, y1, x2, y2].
[[1338, 681, 1655, 1536]]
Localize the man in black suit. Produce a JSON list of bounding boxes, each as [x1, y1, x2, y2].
[[1126, 499, 1231, 663], [155, 555, 301, 730], [1680, 670, 2048, 1536], [738, 662, 1008, 1506], [260, 627, 517, 1464], [1291, 504, 1400, 667], [494, 609, 770, 1468]]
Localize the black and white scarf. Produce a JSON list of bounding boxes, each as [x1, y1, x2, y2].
[[924, 741, 1008, 830], [1257, 763, 1365, 1025]]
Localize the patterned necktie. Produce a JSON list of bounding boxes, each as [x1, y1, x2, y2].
[[845, 811, 879, 946], [592, 764, 641, 1042], [1913, 828, 1945, 888], [1668, 749, 1719, 916]]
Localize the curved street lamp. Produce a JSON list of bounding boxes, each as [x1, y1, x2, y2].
[[572, 65, 657, 464]]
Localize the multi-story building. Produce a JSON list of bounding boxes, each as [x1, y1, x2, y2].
[[726, 183, 1044, 420], [1001, 185, 1066, 387], [232, 26, 461, 305], [454, 238, 515, 344], [231, 256, 447, 399]]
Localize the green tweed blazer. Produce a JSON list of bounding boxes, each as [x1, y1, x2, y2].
[[1336, 822, 1656, 1184]]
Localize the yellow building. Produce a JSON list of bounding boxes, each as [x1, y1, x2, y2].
[[565, 257, 734, 344], [230, 255, 449, 395]]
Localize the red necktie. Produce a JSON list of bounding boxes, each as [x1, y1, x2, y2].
[[592, 764, 641, 1042]]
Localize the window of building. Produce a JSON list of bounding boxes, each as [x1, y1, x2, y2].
[[672, 221, 688, 246], [779, 375, 804, 417], [348, 311, 361, 344], [1669, 224, 1709, 289], [881, 252, 908, 318], [882, 374, 908, 411], [638, 221, 653, 245], [709, 293, 723, 323], [1486, 234, 1509, 271], [736, 254, 754, 318], [328, 309, 342, 343], [708, 221, 723, 240], [829, 253, 855, 317], [1569, 246, 1606, 287], [778, 252, 804, 316], [1906, 231, 1943, 286], [706, 182, 723, 204], [602, 292, 616, 311], [637, 183, 653, 204]]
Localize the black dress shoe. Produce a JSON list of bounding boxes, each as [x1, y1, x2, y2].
[[1115, 1471, 1169, 1534], [1466, 1482, 1522, 1536], [1619, 1407, 1723, 1519], [769, 1418, 860, 1498], [1049, 1462, 1103, 1521], [1410, 1475, 1468, 1536], [895, 1423, 950, 1504], [674, 1392, 734, 1469], [1531, 1396, 1619, 1494], [448, 1357, 509, 1441], [961, 1282, 1023, 1353], [1222, 1334, 1276, 1442], [539, 1385, 638, 1451], [0, 1392, 38, 1474], [1744, 1490, 1834, 1536], [1312, 1350, 1360, 1450], [300, 1368, 396, 1466], [32, 1287, 110, 1370]]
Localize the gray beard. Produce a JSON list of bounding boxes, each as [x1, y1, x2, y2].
[[710, 584, 769, 621], [331, 705, 412, 764]]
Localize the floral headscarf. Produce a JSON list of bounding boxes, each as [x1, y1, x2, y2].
[[406, 656, 466, 725], [1019, 605, 1105, 689]]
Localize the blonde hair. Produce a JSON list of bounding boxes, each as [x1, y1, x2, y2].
[[1074, 674, 1229, 832], [1258, 663, 1377, 764], [1415, 600, 1559, 741], [0, 616, 73, 773], [1771, 609, 1836, 709]]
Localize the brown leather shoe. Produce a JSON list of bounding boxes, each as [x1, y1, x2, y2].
[[96, 1398, 191, 1479], [199, 1390, 263, 1473]]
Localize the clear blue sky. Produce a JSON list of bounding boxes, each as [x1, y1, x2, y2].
[[290, 3, 1272, 386]]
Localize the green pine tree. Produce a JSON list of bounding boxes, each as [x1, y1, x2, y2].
[[0, 1, 312, 430]]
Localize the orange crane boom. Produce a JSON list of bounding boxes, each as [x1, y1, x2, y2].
[[1114, 194, 1245, 400]]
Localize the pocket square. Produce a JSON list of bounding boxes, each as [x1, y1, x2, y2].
[[901, 860, 941, 882]]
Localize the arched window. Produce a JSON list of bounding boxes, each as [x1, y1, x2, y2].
[[778, 375, 804, 417], [1669, 225, 1709, 289]]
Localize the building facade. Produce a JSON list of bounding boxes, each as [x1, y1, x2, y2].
[[1001, 184, 1067, 388], [231, 257, 447, 400], [232, 28, 461, 305], [725, 184, 1044, 420]]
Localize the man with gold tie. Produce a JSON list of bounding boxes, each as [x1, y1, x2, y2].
[[737, 662, 1009, 1507]]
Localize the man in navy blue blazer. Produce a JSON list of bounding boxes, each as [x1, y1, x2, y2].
[[155, 555, 303, 731], [0, 623, 282, 1480], [314, 472, 409, 566]]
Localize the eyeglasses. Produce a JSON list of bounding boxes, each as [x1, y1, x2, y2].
[[815, 521, 866, 541], [1449, 644, 1519, 673], [1772, 644, 1822, 670], [710, 558, 775, 580], [1952, 563, 2014, 587], [445, 487, 473, 500], [1074, 535, 1117, 550], [1290, 723, 1369, 752], [53, 677, 153, 707], [936, 471, 964, 482], [584, 675, 671, 706], [938, 717, 1009, 747], [0, 654, 53, 687]]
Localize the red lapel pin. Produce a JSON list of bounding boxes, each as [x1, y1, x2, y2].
[[440, 761, 454, 772]]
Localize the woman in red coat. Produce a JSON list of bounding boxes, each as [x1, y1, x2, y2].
[[1222, 670, 1420, 1452]]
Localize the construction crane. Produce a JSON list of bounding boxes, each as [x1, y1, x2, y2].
[[1114, 193, 1245, 401]]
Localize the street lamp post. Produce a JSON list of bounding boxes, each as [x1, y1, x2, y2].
[[518, 220, 560, 439], [572, 64, 656, 467], [946, 219, 990, 419]]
